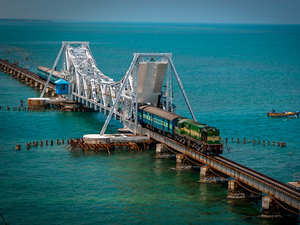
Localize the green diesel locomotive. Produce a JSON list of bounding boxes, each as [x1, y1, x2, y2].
[[138, 105, 223, 155]]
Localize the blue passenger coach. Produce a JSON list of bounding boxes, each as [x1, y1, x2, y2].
[[37, 66, 62, 84], [138, 105, 181, 137]]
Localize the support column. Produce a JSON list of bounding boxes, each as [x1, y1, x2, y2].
[[20, 75, 26, 82], [25, 77, 31, 85], [155, 143, 174, 158], [13, 72, 19, 78], [30, 80, 35, 87], [262, 196, 299, 220], [176, 154, 199, 170], [228, 180, 261, 199], [199, 165, 230, 183]]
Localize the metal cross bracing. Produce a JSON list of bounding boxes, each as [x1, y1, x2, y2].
[[41, 41, 196, 134]]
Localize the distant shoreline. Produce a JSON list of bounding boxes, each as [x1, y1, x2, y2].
[[0, 19, 299, 26], [0, 18, 53, 23]]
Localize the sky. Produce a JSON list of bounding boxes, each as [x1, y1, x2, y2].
[[1, 0, 300, 24]]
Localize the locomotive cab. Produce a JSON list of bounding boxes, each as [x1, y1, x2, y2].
[[203, 127, 223, 155], [201, 131, 208, 143]]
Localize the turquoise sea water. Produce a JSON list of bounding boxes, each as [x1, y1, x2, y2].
[[0, 22, 300, 224]]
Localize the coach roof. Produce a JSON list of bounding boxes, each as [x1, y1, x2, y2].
[[140, 105, 182, 121]]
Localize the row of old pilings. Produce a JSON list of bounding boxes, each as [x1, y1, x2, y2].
[[0, 58, 57, 97], [15, 139, 69, 150], [224, 137, 286, 147], [155, 143, 299, 221], [0, 106, 27, 111], [66, 138, 153, 155], [16, 137, 154, 154], [0, 106, 82, 112]]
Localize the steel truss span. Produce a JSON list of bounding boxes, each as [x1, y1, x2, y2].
[[41, 42, 196, 134]]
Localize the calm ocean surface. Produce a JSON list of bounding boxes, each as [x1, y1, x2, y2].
[[0, 21, 300, 224]]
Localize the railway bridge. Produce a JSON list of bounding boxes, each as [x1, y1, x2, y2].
[[40, 42, 299, 220], [0, 58, 56, 95], [40, 41, 196, 134], [2, 42, 299, 220], [150, 130, 300, 219]]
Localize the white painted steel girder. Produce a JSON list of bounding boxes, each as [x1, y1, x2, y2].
[[41, 42, 196, 135], [100, 53, 197, 134]]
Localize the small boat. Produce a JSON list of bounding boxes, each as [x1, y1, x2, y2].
[[267, 110, 299, 118]]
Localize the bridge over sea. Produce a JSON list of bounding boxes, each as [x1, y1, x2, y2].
[[1, 41, 299, 220]]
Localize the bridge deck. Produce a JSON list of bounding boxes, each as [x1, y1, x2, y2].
[[2, 55, 300, 213], [0, 59, 55, 89], [148, 130, 300, 210]]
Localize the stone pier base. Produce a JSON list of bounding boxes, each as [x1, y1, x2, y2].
[[228, 180, 262, 199], [199, 165, 230, 183], [155, 143, 175, 158], [176, 154, 200, 170], [261, 196, 299, 220]]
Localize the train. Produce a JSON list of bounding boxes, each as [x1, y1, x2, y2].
[[138, 105, 223, 155], [37, 66, 63, 84]]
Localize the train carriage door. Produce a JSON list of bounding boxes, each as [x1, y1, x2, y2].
[[202, 131, 207, 144], [185, 123, 190, 136], [150, 112, 154, 129], [146, 111, 149, 125]]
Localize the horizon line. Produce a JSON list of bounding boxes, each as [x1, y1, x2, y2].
[[0, 18, 300, 26]]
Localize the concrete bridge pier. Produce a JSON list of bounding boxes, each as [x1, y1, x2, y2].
[[25, 77, 31, 85], [29, 80, 35, 87], [34, 82, 40, 88], [261, 196, 299, 220], [228, 180, 262, 199], [46, 87, 53, 94], [20, 74, 26, 82], [155, 143, 175, 158], [199, 165, 230, 183], [176, 154, 200, 170]]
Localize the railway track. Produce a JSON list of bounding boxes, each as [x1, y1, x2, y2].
[[0, 59, 55, 89], [149, 130, 300, 210], [215, 155, 300, 198]]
